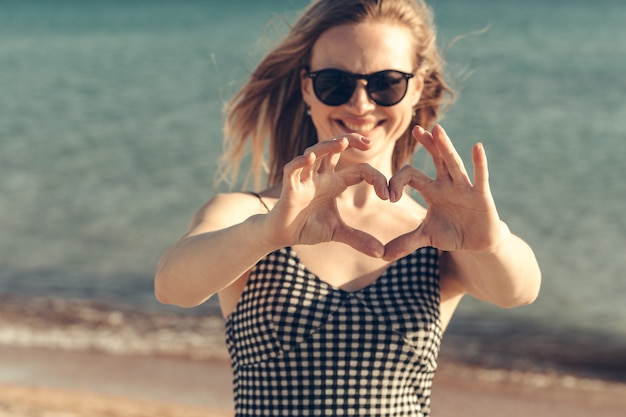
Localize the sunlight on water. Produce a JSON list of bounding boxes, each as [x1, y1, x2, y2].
[[1, 0, 625, 339]]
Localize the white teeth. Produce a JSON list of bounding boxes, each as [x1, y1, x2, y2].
[[343, 122, 377, 132]]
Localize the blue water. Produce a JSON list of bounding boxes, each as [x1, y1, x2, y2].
[[1, 0, 625, 347]]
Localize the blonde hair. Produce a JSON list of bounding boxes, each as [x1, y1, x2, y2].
[[219, 0, 454, 189]]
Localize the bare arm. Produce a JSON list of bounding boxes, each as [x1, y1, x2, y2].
[[385, 125, 541, 308], [154, 193, 277, 307], [154, 135, 390, 308], [441, 222, 541, 308]]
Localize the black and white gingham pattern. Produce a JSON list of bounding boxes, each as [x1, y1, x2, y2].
[[225, 246, 441, 417]]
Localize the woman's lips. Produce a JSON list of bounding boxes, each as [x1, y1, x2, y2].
[[339, 120, 380, 134]]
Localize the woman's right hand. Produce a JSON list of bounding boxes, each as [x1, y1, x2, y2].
[[262, 134, 389, 258]]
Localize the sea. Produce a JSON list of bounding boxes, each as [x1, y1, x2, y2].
[[1, 0, 625, 384]]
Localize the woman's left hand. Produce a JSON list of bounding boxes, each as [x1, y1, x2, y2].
[[383, 125, 504, 261]]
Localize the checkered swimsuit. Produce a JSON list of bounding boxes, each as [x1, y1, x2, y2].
[[225, 246, 441, 417]]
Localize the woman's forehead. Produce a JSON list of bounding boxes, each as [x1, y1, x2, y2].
[[310, 21, 416, 72]]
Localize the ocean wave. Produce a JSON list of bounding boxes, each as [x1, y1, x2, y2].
[[0, 294, 229, 361], [2, 293, 625, 386]]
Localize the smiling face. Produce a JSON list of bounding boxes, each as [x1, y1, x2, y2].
[[301, 20, 424, 173]]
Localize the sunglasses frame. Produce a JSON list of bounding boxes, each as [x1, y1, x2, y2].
[[305, 68, 415, 107]]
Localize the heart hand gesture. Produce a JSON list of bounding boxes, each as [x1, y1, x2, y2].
[[384, 125, 503, 261], [264, 134, 390, 257]]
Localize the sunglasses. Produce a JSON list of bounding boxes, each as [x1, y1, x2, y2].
[[306, 68, 415, 107]]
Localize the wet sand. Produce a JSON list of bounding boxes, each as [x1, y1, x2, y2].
[[1, 345, 626, 417]]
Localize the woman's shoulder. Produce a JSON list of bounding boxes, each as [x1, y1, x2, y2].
[[186, 190, 277, 237]]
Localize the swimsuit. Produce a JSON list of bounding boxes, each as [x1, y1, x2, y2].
[[225, 245, 441, 416]]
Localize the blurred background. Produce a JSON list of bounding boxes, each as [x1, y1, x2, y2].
[[1, 0, 625, 394]]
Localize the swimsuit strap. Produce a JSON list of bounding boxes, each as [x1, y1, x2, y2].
[[249, 192, 270, 213]]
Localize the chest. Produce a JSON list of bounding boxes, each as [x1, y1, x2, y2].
[[293, 242, 394, 292], [226, 246, 442, 366]]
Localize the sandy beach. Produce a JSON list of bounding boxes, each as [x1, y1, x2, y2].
[[1, 295, 625, 416], [1, 344, 626, 417]]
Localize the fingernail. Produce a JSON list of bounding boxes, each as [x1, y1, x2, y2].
[[360, 136, 371, 144], [389, 190, 397, 202]]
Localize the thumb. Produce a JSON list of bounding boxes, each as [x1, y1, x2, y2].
[[383, 228, 430, 262], [332, 225, 385, 258]]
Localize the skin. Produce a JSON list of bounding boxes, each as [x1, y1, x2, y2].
[[154, 21, 541, 332], [302, 22, 423, 175]]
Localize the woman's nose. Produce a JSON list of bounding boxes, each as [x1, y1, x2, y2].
[[346, 81, 376, 113]]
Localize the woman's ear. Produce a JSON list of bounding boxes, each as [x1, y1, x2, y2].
[[411, 69, 426, 108], [300, 68, 314, 107]]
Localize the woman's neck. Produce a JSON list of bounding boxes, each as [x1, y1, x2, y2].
[[337, 181, 385, 209]]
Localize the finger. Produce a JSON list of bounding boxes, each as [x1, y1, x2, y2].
[[284, 152, 316, 185], [309, 134, 370, 156], [304, 146, 332, 175], [332, 224, 385, 258], [301, 151, 319, 182], [382, 228, 429, 262], [322, 142, 344, 172], [413, 125, 448, 180], [335, 133, 372, 151], [338, 163, 390, 200], [472, 142, 490, 193], [387, 165, 432, 202], [305, 137, 349, 173], [323, 135, 372, 172], [431, 125, 471, 185], [308, 137, 352, 176]]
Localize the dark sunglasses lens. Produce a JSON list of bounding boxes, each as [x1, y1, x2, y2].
[[368, 71, 409, 106], [313, 70, 355, 106]]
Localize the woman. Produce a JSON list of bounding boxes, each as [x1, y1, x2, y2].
[[155, 0, 541, 415]]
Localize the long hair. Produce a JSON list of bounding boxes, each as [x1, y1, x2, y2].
[[218, 0, 454, 189]]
